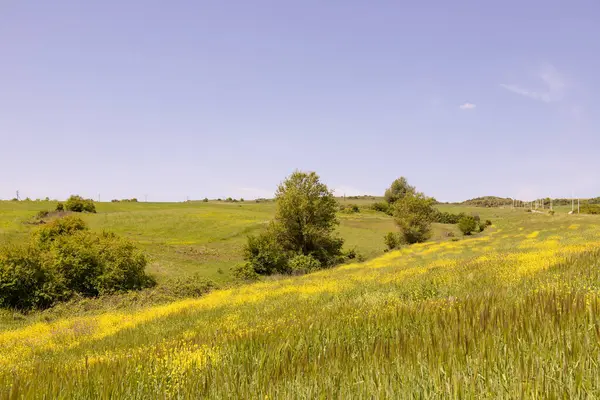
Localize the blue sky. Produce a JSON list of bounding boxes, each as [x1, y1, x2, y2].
[[1, 1, 598, 202]]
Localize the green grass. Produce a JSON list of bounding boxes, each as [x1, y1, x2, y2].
[[2, 207, 600, 398], [0, 200, 398, 283]]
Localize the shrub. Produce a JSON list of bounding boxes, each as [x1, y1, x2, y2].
[[203, 198, 209, 202], [0, 244, 60, 310], [232, 263, 260, 281], [243, 228, 290, 275], [384, 232, 403, 250], [458, 216, 477, 235], [371, 202, 391, 214], [35, 216, 88, 247], [485, 219, 492, 226], [55, 203, 64, 211], [392, 193, 436, 244], [35, 210, 50, 219], [64, 195, 96, 213], [0, 218, 154, 310], [340, 204, 360, 214], [548, 210, 555, 216], [580, 204, 600, 215], [288, 254, 321, 275], [433, 211, 466, 224]]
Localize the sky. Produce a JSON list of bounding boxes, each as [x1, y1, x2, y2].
[[1, 1, 599, 202]]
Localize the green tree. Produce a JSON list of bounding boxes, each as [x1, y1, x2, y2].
[[272, 171, 343, 265], [243, 171, 344, 275], [384, 177, 416, 204], [392, 193, 436, 244]]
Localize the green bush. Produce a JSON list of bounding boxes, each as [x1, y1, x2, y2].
[[580, 204, 600, 215], [64, 195, 96, 213], [0, 244, 60, 310], [458, 216, 477, 235], [232, 263, 260, 281], [485, 219, 492, 226], [371, 202, 391, 214], [392, 193, 436, 244], [0, 218, 154, 310], [243, 228, 290, 275], [384, 232, 403, 250], [203, 198, 209, 202], [433, 211, 466, 224], [56, 202, 64, 211], [35, 216, 88, 247], [288, 254, 321, 275]]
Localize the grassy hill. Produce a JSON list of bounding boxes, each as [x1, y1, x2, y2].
[[0, 200, 398, 283], [2, 205, 600, 397]]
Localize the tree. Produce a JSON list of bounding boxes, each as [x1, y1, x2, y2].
[[392, 192, 436, 244], [272, 171, 343, 265], [384, 177, 416, 204], [242, 171, 344, 275]]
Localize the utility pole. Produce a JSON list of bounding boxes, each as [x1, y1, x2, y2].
[[16, 190, 20, 201], [578, 198, 580, 214]]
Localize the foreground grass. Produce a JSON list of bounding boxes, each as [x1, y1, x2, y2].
[[2, 211, 600, 398]]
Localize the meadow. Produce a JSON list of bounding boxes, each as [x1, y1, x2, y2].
[[0, 199, 397, 283], [1, 203, 600, 398]]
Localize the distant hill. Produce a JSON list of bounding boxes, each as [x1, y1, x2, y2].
[[461, 196, 515, 207]]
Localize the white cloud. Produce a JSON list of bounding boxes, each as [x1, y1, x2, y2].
[[500, 64, 566, 103], [459, 102, 476, 110]]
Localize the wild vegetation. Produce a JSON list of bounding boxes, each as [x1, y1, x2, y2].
[[1, 206, 600, 397], [0, 216, 154, 310], [1, 176, 600, 398]]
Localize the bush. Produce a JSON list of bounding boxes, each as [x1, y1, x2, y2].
[[203, 198, 209, 202], [371, 202, 391, 214], [56, 203, 64, 211], [580, 204, 600, 215], [64, 195, 96, 213], [288, 254, 321, 275], [485, 219, 492, 226], [0, 218, 154, 310], [340, 204, 360, 214], [392, 193, 436, 244], [433, 211, 466, 224], [548, 210, 555, 216], [243, 228, 290, 275], [232, 263, 260, 281], [384, 232, 403, 250], [458, 216, 477, 235], [35, 210, 50, 219]]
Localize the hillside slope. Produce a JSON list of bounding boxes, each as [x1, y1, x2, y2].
[[2, 212, 600, 398]]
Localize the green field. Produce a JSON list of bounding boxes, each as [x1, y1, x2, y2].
[[2, 200, 600, 397], [0, 200, 402, 283]]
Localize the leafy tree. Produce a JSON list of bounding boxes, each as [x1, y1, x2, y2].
[[458, 216, 477, 235], [272, 171, 343, 265], [392, 193, 436, 244], [384, 177, 416, 204], [243, 171, 344, 275]]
